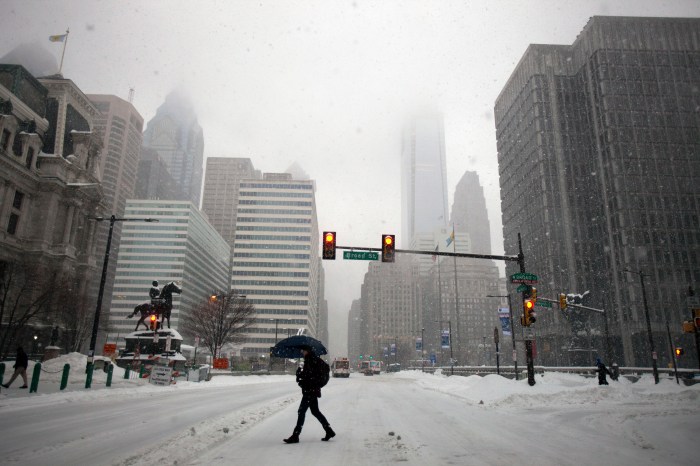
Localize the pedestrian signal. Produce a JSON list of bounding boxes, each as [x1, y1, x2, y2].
[[382, 234, 395, 263], [322, 231, 336, 260], [149, 314, 157, 331], [675, 347, 684, 357]]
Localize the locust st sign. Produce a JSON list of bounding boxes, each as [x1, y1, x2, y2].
[[510, 272, 538, 285]]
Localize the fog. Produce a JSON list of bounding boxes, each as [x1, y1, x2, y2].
[[2, 0, 698, 357]]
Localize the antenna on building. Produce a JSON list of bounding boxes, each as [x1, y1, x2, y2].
[[128, 87, 135, 103]]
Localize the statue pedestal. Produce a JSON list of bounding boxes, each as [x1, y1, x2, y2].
[[43, 346, 61, 361]]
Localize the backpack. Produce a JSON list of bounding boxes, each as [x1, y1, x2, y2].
[[318, 358, 330, 388]]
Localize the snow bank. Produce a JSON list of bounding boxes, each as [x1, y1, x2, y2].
[[388, 370, 699, 408]]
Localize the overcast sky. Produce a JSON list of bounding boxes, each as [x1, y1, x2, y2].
[[2, 0, 699, 357]]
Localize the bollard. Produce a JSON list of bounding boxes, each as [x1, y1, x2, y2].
[[106, 364, 114, 387], [124, 365, 130, 379], [0, 362, 5, 386], [30, 363, 41, 393], [85, 363, 94, 389], [60, 364, 70, 390]]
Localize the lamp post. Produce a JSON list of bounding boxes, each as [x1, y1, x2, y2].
[[421, 328, 425, 372], [624, 269, 659, 384], [487, 294, 518, 380], [434, 320, 454, 375], [86, 215, 158, 376], [269, 318, 279, 371]]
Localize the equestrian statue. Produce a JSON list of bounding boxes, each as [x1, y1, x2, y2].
[[128, 280, 182, 331]]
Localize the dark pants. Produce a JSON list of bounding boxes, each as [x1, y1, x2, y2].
[[296, 393, 329, 429]]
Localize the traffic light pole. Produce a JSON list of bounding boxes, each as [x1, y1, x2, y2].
[[516, 234, 536, 386], [666, 321, 679, 385]]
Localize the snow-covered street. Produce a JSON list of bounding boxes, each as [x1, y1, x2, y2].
[[1, 357, 698, 466]]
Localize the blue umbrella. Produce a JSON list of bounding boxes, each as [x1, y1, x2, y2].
[[272, 335, 327, 358]]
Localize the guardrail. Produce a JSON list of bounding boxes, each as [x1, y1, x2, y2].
[[407, 365, 698, 379]]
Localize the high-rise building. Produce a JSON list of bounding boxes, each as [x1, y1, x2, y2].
[[107, 200, 230, 344], [134, 147, 187, 201], [230, 173, 320, 357], [142, 91, 204, 207], [87, 94, 144, 325], [201, 157, 260, 246], [451, 171, 492, 254], [495, 16, 700, 367], [347, 299, 362, 361], [360, 257, 421, 366], [401, 114, 449, 247]]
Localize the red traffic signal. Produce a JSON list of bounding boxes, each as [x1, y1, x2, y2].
[[523, 299, 536, 326], [149, 314, 157, 330], [382, 234, 395, 263], [675, 347, 684, 357], [322, 231, 336, 260]]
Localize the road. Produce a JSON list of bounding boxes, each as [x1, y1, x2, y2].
[[0, 372, 697, 466]]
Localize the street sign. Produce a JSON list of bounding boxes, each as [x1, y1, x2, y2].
[[516, 284, 529, 293], [510, 272, 538, 284], [150, 366, 172, 386], [536, 300, 552, 308], [343, 251, 379, 261]]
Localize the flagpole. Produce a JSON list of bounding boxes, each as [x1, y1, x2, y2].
[[58, 28, 70, 75], [436, 245, 443, 363]]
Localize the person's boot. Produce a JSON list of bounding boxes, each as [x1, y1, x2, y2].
[[322, 425, 336, 441], [283, 427, 301, 444]]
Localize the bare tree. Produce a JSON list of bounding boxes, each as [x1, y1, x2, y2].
[[181, 291, 256, 359], [0, 261, 58, 357]]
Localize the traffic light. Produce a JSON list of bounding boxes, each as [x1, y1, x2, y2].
[[149, 314, 157, 331], [359, 355, 363, 359], [210, 294, 218, 303], [523, 298, 536, 326], [381, 234, 395, 263], [322, 231, 336, 260], [559, 293, 568, 310], [675, 347, 684, 357], [524, 285, 537, 301]]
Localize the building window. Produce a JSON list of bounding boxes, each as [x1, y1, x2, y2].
[[12, 133, 22, 157], [7, 213, 18, 235], [12, 191, 24, 210], [1, 129, 10, 151]]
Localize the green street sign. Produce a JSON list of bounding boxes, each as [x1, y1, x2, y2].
[[343, 251, 379, 261], [510, 272, 538, 284], [536, 300, 552, 308], [516, 284, 529, 293]]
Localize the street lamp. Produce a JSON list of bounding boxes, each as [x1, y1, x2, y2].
[[86, 215, 158, 376], [434, 320, 454, 375], [624, 269, 659, 384], [269, 318, 280, 371], [487, 294, 518, 380]]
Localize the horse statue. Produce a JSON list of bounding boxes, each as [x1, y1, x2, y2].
[[128, 281, 182, 331]]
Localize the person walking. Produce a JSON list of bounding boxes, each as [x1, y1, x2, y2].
[[283, 346, 335, 444], [2, 346, 29, 389], [595, 357, 613, 386]]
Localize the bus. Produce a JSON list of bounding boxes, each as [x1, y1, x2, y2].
[[331, 357, 350, 378]]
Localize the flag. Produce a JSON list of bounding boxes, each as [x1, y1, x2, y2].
[[446, 231, 454, 247], [49, 34, 67, 42], [498, 308, 512, 336]]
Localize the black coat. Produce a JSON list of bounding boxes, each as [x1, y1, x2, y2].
[[14, 348, 28, 369], [297, 354, 324, 397], [596, 362, 611, 384]]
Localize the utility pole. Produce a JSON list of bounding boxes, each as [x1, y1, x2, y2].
[[625, 269, 659, 384]]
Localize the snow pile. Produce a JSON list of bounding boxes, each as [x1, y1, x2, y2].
[[388, 370, 699, 407]]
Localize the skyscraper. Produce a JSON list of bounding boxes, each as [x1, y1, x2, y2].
[[230, 173, 320, 357], [451, 171, 492, 254], [201, 157, 260, 246], [142, 91, 204, 207], [401, 114, 449, 247], [107, 200, 230, 343], [495, 16, 700, 367], [88, 94, 144, 323], [134, 147, 187, 201]]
